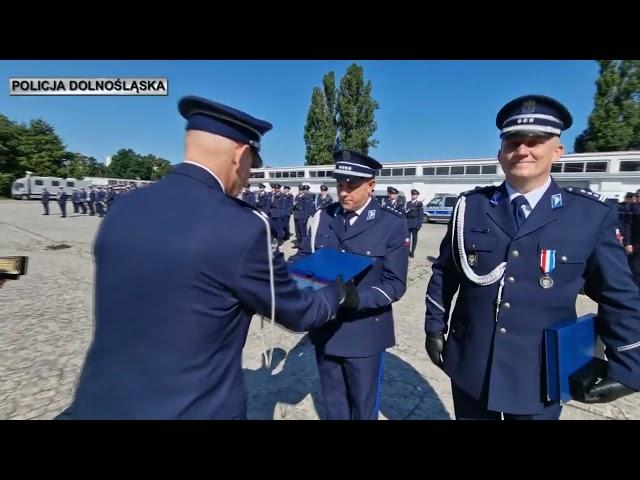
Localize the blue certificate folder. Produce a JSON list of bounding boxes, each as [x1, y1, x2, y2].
[[544, 314, 598, 403], [289, 248, 374, 291]]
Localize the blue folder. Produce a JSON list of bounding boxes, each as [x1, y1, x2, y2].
[[544, 314, 598, 403], [289, 248, 375, 291]]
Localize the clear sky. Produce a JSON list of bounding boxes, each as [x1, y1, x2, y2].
[[0, 60, 599, 166]]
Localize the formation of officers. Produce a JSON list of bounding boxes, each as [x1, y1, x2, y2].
[[40, 185, 137, 218], [241, 182, 424, 255], [60, 92, 640, 421]]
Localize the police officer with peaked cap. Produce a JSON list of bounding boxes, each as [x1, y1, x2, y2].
[[382, 186, 405, 215], [289, 149, 409, 420], [242, 183, 256, 208], [424, 94, 640, 419], [64, 95, 357, 420], [405, 189, 424, 258]]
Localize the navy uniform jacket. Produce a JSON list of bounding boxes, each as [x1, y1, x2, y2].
[[80, 191, 88, 202], [58, 191, 67, 203], [624, 204, 640, 248], [269, 192, 285, 218], [382, 198, 405, 216], [293, 194, 309, 219], [256, 191, 270, 213], [405, 200, 424, 230], [284, 193, 294, 215], [89, 190, 97, 202], [97, 191, 106, 202], [72, 191, 80, 203], [289, 200, 409, 357], [241, 190, 256, 207], [425, 179, 640, 414], [317, 194, 333, 210], [69, 163, 341, 419], [42, 191, 50, 203]]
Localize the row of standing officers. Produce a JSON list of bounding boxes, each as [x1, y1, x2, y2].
[[41, 186, 134, 218]]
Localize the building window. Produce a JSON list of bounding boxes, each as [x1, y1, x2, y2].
[[35, 180, 44, 186], [51, 180, 60, 186], [563, 162, 584, 173], [551, 163, 562, 173], [392, 168, 403, 176], [381, 169, 391, 176], [66, 181, 74, 187], [481, 165, 497, 175], [404, 167, 416, 176], [465, 165, 480, 175], [450, 166, 464, 175], [620, 160, 640, 172], [586, 162, 607, 173], [423, 167, 435, 175], [436, 167, 450, 176]]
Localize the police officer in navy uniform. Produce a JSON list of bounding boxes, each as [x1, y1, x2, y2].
[[41, 188, 50, 215], [79, 188, 88, 214], [96, 187, 106, 217], [405, 189, 424, 258], [255, 183, 268, 214], [65, 95, 356, 420], [289, 149, 409, 420], [241, 183, 256, 207], [316, 184, 333, 210], [71, 188, 80, 214], [57, 187, 68, 218], [623, 190, 640, 286], [382, 186, 405, 215], [293, 184, 310, 247], [424, 94, 640, 420], [269, 183, 286, 245], [88, 186, 96, 216], [283, 185, 293, 241]]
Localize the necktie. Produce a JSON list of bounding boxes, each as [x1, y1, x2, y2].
[[512, 195, 529, 229], [344, 211, 357, 232]]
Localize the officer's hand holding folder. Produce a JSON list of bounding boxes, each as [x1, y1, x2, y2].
[[544, 314, 635, 404], [289, 248, 374, 311]]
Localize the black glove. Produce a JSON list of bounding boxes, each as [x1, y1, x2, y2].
[[425, 332, 445, 370], [578, 377, 636, 404], [336, 275, 359, 311]]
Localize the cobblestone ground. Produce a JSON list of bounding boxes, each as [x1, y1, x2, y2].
[[1, 199, 639, 420]]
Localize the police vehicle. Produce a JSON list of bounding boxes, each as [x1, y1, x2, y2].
[[423, 194, 458, 223], [11, 175, 92, 199]]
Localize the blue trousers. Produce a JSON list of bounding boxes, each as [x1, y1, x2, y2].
[[315, 349, 384, 420]]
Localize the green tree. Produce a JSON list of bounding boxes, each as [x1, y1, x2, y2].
[[15, 119, 67, 176], [336, 63, 379, 154], [108, 148, 143, 179], [303, 86, 336, 165], [575, 60, 640, 152]]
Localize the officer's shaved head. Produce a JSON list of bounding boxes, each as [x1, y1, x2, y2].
[[184, 130, 255, 197]]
